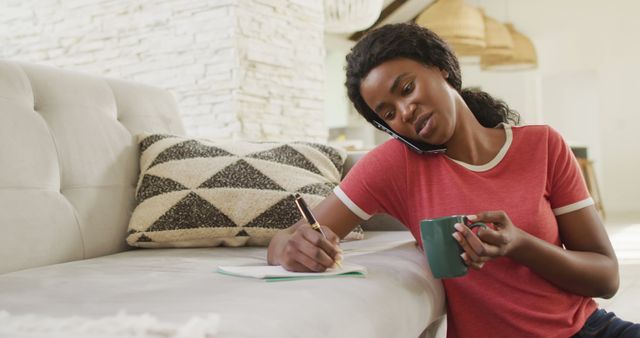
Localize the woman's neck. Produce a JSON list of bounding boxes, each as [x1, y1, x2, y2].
[[445, 107, 506, 166]]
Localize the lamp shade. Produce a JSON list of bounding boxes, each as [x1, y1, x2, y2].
[[415, 0, 486, 56], [481, 13, 513, 60], [481, 23, 537, 70], [324, 0, 384, 34]]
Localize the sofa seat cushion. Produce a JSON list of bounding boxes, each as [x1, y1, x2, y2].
[[127, 133, 363, 248], [0, 232, 444, 338]]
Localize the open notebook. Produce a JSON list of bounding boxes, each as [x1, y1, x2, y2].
[[217, 263, 367, 282]]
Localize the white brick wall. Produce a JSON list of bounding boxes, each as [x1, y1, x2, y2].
[[0, 0, 328, 142]]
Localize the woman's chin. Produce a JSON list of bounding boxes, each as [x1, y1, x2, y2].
[[419, 136, 446, 146]]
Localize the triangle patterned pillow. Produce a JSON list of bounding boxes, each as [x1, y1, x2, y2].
[[127, 133, 363, 248]]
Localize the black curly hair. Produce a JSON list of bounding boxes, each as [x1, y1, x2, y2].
[[345, 23, 520, 129]]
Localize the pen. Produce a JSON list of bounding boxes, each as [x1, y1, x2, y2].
[[292, 193, 343, 269]]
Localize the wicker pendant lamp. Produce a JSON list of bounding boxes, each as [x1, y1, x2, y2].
[[481, 12, 514, 61], [415, 0, 486, 56], [481, 23, 537, 70], [323, 0, 384, 34]]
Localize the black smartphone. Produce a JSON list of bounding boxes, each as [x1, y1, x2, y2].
[[372, 119, 446, 155]]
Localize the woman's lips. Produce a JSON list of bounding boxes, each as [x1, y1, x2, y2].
[[416, 113, 434, 138]]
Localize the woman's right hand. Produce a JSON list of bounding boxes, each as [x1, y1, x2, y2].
[[268, 193, 362, 272], [268, 223, 343, 272]]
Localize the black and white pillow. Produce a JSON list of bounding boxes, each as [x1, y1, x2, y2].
[[127, 133, 363, 248]]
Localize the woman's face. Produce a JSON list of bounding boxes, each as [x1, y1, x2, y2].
[[360, 58, 458, 146]]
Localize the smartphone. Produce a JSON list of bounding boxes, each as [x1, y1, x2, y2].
[[372, 119, 446, 155]]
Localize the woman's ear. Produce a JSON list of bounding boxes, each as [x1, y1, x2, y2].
[[441, 70, 449, 79]]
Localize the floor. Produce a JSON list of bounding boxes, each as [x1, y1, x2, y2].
[[595, 213, 640, 322]]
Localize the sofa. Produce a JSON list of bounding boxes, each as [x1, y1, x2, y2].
[[0, 60, 445, 338]]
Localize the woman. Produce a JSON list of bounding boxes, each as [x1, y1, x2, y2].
[[268, 23, 637, 337]]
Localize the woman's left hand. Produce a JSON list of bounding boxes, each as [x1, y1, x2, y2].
[[452, 210, 525, 269]]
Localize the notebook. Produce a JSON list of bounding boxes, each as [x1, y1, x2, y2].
[[217, 263, 367, 282]]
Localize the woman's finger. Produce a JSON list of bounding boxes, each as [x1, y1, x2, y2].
[[320, 225, 343, 261], [293, 233, 336, 270], [470, 211, 509, 229], [469, 260, 486, 270], [454, 222, 486, 255], [281, 258, 313, 273], [301, 226, 342, 263], [461, 253, 489, 269], [453, 231, 481, 262], [286, 244, 330, 272], [460, 231, 503, 258], [322, 225, 341, 245], [477, 227, 509, 246]]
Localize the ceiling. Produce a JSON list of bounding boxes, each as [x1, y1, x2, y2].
[[347, 0, 435, 41]]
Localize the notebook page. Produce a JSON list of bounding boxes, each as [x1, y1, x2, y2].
[[217, 263, 367, 280]]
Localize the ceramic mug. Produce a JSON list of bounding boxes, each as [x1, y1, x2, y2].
[[420, 215, 487, 279]]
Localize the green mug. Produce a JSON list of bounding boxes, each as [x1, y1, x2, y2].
[[419, 215, 487, 279]]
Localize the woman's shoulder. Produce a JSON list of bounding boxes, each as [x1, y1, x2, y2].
[[511, 123, 562, 140], [354, 139, 410, 170], [510, 124, 569, 157], [511, 123, 552, 133], [366, 138, 408, 157]]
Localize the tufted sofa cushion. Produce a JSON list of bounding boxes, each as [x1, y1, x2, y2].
[[0, 60, 185, 274]]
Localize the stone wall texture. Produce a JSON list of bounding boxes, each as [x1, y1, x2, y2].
[[0, 0, 328, 141]]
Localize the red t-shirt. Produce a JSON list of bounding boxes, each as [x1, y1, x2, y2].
[[335, 124, 597, 338]]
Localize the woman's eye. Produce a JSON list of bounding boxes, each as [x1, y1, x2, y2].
[[401, 81, 414, 95], [383, 110, 395, 120]]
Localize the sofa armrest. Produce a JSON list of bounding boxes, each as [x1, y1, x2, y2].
[[343, 150, 368, 177], [343, 151, 408, 231]]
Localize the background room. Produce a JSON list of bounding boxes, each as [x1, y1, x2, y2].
[[1, 0, 638, 324]]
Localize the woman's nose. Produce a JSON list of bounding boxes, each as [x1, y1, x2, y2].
[[399, 103, 416, 123]]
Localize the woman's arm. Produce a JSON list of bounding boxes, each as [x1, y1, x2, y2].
[[454, 206, 619, 299], [267, 192, 363, 272], [512, 206, 618, 298]]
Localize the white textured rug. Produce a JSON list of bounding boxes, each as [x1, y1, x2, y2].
[[0, 311, 220, 338]]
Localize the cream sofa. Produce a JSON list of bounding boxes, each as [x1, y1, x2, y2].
[[0, 60, 445, 338]]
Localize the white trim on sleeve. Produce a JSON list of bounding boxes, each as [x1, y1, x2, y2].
[[552, 197, 594, 216], [333, 186, 372, 220]]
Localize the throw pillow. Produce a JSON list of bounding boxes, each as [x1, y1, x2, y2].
[[127, 133, 363, 248]]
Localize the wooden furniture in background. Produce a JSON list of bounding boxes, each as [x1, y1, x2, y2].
[[577, 158, 606, 219], [571, 146, 605, 219]]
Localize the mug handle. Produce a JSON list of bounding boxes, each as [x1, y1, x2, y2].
[[463, 216, 487, 231]]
